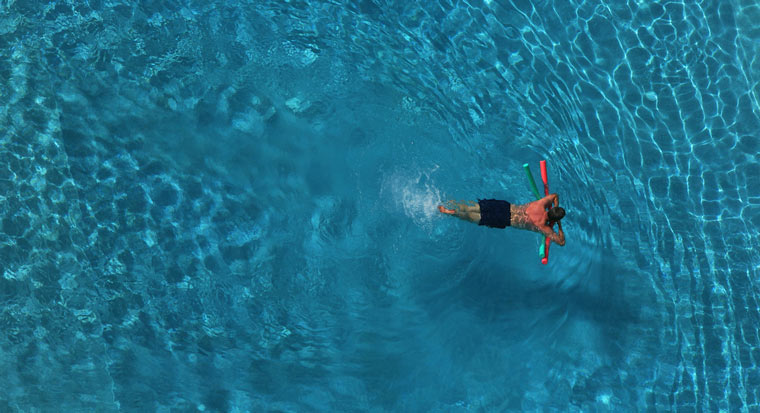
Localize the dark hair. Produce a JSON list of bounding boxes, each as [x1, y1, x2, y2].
[[548, 206, 565, 222]]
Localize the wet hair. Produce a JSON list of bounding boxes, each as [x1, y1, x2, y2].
[[548, 206, 565, 222]]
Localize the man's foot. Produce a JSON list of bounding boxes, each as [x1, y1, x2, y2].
[[438, 205, 456, 214]]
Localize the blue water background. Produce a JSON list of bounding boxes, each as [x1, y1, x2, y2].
[[1, 0, 759, 411]]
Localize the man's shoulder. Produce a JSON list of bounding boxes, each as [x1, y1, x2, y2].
[[521, 200, 544, 211]]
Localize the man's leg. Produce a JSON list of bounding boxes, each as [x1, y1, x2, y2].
[[438, 200, 480, 224]]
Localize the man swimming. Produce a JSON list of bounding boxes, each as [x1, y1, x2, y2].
[[438, 194, 566, 246]]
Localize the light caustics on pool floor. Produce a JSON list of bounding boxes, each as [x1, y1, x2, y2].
[[0, 0, 759, 411]]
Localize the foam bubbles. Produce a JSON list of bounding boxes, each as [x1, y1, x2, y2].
[[381, 166, 442, 230]]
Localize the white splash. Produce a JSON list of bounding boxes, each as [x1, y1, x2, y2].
[[382, 166, 442, 230]]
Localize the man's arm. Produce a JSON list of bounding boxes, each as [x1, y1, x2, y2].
[[555, 221, 565, 246], [542, 223, 565, 246], [539, 193, 558, 208]]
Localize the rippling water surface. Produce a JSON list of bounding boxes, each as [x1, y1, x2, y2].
[[1, 0, 759, 411]]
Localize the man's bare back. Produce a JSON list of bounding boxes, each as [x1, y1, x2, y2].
[[438, 194, 566, 246], [510, 194, 565, 246]]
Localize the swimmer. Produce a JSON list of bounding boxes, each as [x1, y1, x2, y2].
[[438, 194, 566, 246]]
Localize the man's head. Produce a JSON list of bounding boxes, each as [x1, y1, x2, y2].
[[548, 206, 565, 223]]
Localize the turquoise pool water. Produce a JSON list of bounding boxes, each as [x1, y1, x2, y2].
[[1, 0, 759, 411]]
